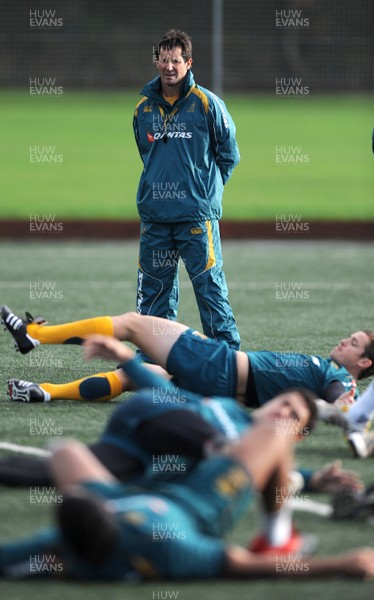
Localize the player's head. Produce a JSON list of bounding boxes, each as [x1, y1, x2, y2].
[[155, 29, 193, 62], [357, 330, 374, 379], [329, 330, 374, 379], [253, 388, 318, 438], [155, 30, 193, 90], [56, 489, 120, 566]]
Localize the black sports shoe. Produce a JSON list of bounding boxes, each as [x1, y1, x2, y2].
[[7, 379, 50, 403], [0, 305, 43, 354], [332, 486, 374, 520]]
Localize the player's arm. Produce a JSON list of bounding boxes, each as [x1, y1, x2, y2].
[[133, 113, 140, 151], [224, 545, 374, 579], [322, 381, 347, 403], [207, 94, 240, 184], [83, 334, 178, 394], [132, 106, 146, 163], [120, 355, 176, 393]]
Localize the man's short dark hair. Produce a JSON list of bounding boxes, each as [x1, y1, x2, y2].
[[358, 330, 374, 380], [155, 29, 192, 62], [56, 490, 120, 566]]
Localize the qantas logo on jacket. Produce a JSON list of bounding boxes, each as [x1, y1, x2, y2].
[[147, 131, 193, 143]]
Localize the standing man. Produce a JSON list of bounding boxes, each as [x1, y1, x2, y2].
[[133, 29, 240, 349]]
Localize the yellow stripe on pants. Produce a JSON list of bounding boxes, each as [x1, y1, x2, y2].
[[204, 220, 216, 271]]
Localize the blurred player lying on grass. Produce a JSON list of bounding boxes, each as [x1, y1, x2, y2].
[[2, 336, 374, 581], [0, 335, 362, 504], [2, 305, 374, 454]]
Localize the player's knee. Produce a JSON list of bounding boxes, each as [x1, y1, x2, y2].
[[125, 311, 140, 321], [123, 311, 143, 335], [112, 311, 140, 342], [50, 438, 85, 466]]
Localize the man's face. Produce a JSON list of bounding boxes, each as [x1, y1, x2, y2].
[[253, 391, 311, 439], [156, 46, 192, 91], [329, 331, 370, 373]]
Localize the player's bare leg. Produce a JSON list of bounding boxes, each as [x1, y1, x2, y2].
[[228, 421, 294, 493], [112, 312, 189, 369], [230, 422, 301, 551], [50, 439, 117, 489], [1, 305, 189, 370]]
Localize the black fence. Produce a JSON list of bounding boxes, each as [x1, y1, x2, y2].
[[1, 0, 373, 92]]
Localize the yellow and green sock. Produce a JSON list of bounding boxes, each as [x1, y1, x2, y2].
[[27, 316, 114, 346], [40, 370, 124, 401]]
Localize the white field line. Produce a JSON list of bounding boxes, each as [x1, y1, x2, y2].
[[0, 442, 50, 457], [1, 281, 374, 290]]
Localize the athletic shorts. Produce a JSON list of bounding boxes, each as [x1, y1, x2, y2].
[[166, 329, 237, 399]]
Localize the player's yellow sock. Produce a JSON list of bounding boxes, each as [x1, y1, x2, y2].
[[26, 316, 114, 345], [40, 370, 124, 401]]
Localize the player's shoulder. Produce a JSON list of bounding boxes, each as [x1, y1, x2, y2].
[[193, 85, 229, 115], [322, 357, 352, 377], [308, 354, 334, 370], [189, 84, 211, 113], [134, 96, 149, 117]]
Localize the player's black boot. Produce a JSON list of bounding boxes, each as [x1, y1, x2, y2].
[[8, 379, 50, 403], [0, 305, 44, 354], [332, 486, 374, 520]]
